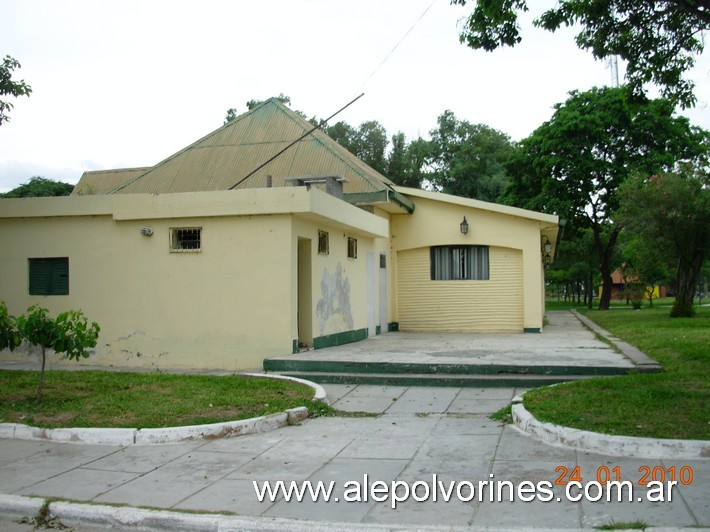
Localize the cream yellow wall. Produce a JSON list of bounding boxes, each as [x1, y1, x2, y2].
[[0, 188, 389, 370], [397, 247, 523, 332], [291, 216, 380, 345], [0, 213, 294, 370], [391, 192, 555, 332]]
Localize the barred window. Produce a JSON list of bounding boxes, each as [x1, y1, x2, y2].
[[318, 230, 329, 255], [170, 228, 201, 252], [29, 257, 69, 295], [347, 237, 357, 259], [430, 246, 489, 280]]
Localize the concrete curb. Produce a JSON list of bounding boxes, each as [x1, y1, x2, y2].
[[0, 494, 588, 531], [0, 494, 45, 518], [511, 397, 710, 459], [0, 373, 321, 445], [243, 372, 328, 403], [569, 309, 661, 371]]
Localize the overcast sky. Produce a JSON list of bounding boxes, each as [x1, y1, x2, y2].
[[1, 0, 708, 193]]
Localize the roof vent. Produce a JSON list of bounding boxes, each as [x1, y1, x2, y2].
[[285, 175, 348, 199]]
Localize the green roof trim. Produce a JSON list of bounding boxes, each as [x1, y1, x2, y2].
[[345, 189, 415, 214], [389, 189, 415, 213]]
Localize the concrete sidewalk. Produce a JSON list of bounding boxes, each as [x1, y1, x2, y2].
[[1, 384, 708, 531]]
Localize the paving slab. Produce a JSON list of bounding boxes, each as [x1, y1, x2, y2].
[[0, 382, 707, 531], [382, 387, 459, 414], [264, 458, 410, 522], [18, 468, 139, 500], [83, 441, 201, 474], [661, 458, 710, 524], [93, 449, 255, 508], [494, 425, 578, 462], [364, 494, 476, 526]]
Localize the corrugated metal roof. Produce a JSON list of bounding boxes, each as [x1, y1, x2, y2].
[[71, 167, 151, 195], [110, 99, 394, 196]]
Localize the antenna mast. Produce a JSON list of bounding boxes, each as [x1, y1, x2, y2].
[[607, 56, 619, 87]]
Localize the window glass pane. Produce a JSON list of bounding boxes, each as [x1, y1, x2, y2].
[[430, 246, 489, 281]]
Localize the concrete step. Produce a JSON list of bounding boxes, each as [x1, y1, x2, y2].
[[262, 358, 637, 377], [268, 370, 613, 388]]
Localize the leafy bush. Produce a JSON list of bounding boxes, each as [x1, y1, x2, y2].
[[6, 304, 100, 403]]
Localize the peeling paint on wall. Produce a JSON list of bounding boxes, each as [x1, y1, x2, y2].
[[316, 263, 354, 335]]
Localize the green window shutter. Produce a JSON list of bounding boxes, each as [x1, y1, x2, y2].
[[29, 258, 69, 295]]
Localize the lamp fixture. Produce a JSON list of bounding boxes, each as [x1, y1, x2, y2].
[[460, 216, 469, 235], [542, 236, 552, 254], [140, 226, 154, 237]]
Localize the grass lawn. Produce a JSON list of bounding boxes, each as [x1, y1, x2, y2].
[[524, 301, 709, 440], [0, 370, 319, 429]]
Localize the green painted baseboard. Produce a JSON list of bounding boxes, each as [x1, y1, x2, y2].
[[388, 322, 399, 332], [313, 328, 368, 349], [524, 327, 542, 333]]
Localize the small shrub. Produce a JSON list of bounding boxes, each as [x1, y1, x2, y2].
[[15, 305, 100, 403], [0, 301, 21, 351]]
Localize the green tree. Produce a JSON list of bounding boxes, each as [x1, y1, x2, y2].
[[0, 55, 32, 125], [452, 0, 708, 108], [427, 110, 513, 202], [0, 302, 21, 352], [325, 120, 358, 152], [617, 167, 710, 317], [246, 92, 292, 111], [224, 93, 307, 124], [326, 120, 390, 175], [2, 176, 74, 198], [501, 86, 708, 310], [353, 121, 389, 175], [15, 306, 100, 403], [223, 108, 238, 124], [619, 232, 673, 308], [548, 225, 599, 308], [385, 133, 431, 188]]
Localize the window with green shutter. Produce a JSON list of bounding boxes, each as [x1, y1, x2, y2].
[[29, 257, 69, 295]]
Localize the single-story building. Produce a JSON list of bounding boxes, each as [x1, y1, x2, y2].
[[0, 99, 558, 370], [607, 266, 668, 300]]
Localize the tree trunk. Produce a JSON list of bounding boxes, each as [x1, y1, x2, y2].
[[598, 263, 613, 310], [587, 271, 594, 309], [37, 346, 46, 404], [671, 255, 702, 317], [593, 226, 620, 311]]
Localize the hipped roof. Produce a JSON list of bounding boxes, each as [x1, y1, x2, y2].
[[83, 98, 396, 196], [71, 167, 151, 196]]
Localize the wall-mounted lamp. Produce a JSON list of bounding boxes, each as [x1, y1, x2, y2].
[[140, 226, 154, 237], [542, 235, 552, 254], [460, 216, 469, 235], [542, 236, 552, 271]]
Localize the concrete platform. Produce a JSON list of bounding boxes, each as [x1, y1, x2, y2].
[[264, 311, 657, 386]]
